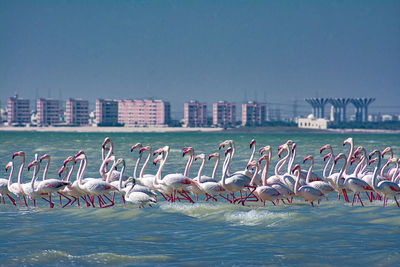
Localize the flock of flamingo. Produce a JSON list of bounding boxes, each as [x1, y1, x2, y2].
[[1, 137, 400, 209]]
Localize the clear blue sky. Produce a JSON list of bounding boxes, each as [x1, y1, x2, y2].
[[1, 0, 399, 117]]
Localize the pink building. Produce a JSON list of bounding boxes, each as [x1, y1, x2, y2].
[[118, 99, 170, 126], [184, 100, 207, 127], [241, 101, 266, 126], [213, 101, 236, 127], [96, 99, 119, 126], [37, 98, 61, 126], [7, 94, 30, 125], [66, 98, 89, 125]]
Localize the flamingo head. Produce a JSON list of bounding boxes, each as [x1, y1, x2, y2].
[[350, 156, 360, 165], [334, 153, 346, 164], [183, 147, 194, 157], [58, 165, 68, 177], [286, 140, 294, 147], [102, 137, 112, 149], [27, 160, 39, 172], [105, 155, 116, 165], [381, 147, 392, 158], [353, 146, 363, 158], [5, 161, 13, 172], [258, 154, 268, 164], [63, 156, 74, 166], [12, 151, 25, 159], [195, 153, 205, 161], [224, 147, 232, 156], [368, 158, 378, 165], [343, 137, 353, 146], [208, 152, 219, 160], [131, 143, 142, 152], [74, 150, 85, 158], [218, 140, 229, 150], [303, 155, 313, 164], [320, 144, 332, 154], [153, 154, 163, 165], [246, 160, 257, 170], [250, 139, 256, 149], [278, 144, 288, 158], [292, 164, 301, 174], [139, 146, 151, 154], [368, 149, 380, 162], [40, 154, 50, 162], [260, 145, 271, 155], [323, 153, 331, 162]]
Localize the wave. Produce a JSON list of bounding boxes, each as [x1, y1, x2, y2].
[[11, 250, 173, 265]]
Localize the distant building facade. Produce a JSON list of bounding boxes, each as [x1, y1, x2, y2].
[[298, 114, 329, 129], [241, 101, 266, 126], [118, 99, 170, 126], [213, 101, 236, 127], [37, 98, 61, 126], [66, 98, 89, 125], [184, 100, 207, 127], [96, 99, 119, 126], [7, 94, 30, 125]]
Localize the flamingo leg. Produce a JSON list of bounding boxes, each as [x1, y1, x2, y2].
[[357, 193, 364, 207], [342, 189, 349, 202], [219, 194, 232, 203], [102, 194, 115, 208], [310, 201, 314, 207], [58, 193, 71, 208], [351, 193, 356, 206], [2, 196, 4, 204], [17, 196, 22, 207], [365, 192, 372, 202], [7, 194, 16, 206], [23, 196, 28, 207], [41, 197, 55, 208], [394, 196, 400, 207]]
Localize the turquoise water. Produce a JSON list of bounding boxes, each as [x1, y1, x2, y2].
[[0, 131, 399, 266]]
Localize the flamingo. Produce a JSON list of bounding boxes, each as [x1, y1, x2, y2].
[[303, 155, 335, 198], [248, 151, 281, 206], [10, 151, 29, 207], [292, 165, 324, 207], [100, 137, 130, 182], [382, 147, 399, 179], [192, 153, 226, 201], [75, 151, 119, 208], [37, 154, 70, 206], [334, 153, 374, 206], [1, 162, 16, 205], [368, 151, 400, 207], [153, 146, 199, 203]]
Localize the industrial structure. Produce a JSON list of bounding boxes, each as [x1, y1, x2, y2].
[[305, 97, 375, 122]]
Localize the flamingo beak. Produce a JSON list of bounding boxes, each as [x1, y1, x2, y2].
[[250, 139, 255, 149]]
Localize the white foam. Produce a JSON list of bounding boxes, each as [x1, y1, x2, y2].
[[224, 209, 291, 226]]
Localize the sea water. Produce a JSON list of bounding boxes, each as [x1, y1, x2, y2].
[[0, 131, 399, 266]]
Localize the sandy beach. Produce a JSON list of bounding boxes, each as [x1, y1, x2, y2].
[[0, 125, 399, 134]]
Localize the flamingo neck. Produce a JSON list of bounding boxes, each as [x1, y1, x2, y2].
[[139, 150, 152, 178], [184, 153, 194, 177], [275, 150, 289, 176], [31, 163, 40, 191], [118, 162, 126, 190], [337, 157, 347, 189], [7, 163, 14, 188], [392, 161, 400, 183], [156, 150, 169, 183], [65, 164, 75, 182], [372, 153, 382, 190], [288, 146, 295, 174], [221, 150, 231, 187], [226, 141, 235, 176], [294, 169, 301, 194], [78, 156, 87, 185], [261, 157, 270, 186], [344, 140, 354, 175], [322, 154, 332, 179], [42, 158, 50, 181], [17, 156, 25, 186], [305, 158, 314, 184], [249, 164, 259, 186], [106, 161, 118, 183], [100, 145, 113, 180], [76, 159, 84, 182], [247, 143, 256, 168], [197, 158, 206, 183], [211, 156, 220, 180]]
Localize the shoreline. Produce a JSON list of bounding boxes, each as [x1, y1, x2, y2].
[[0, 126, 399, 134]]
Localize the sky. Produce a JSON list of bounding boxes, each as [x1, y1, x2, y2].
[[1, 0, 399, 118]]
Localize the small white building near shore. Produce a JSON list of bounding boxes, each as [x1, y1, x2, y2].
[[298, 114, 329, 129]]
